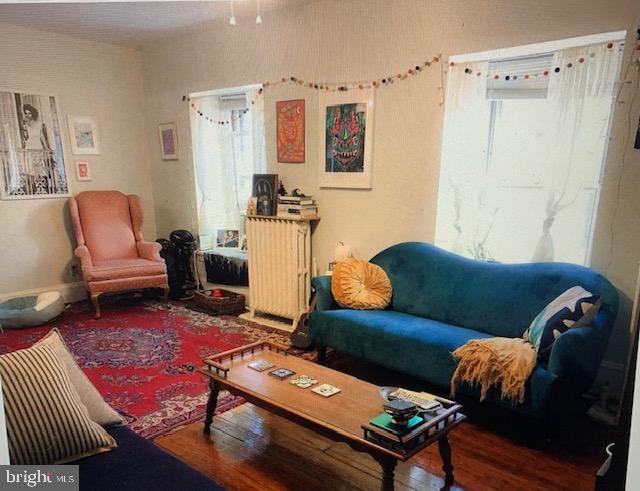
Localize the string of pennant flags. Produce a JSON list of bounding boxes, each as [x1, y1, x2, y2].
[[260, 54, 442, 91], [183, 53, 443, 123], [469, 41, 625, 80], [185, 39, 633, 124], [182, 93, 261, 125]]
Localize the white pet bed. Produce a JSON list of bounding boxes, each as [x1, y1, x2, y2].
[[0, 291, 64, 329]]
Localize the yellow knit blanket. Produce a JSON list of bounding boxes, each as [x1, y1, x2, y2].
[[450, 337, 537, 404]]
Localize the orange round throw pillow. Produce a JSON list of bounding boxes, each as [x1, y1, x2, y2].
[[331, 259, 392, 310]]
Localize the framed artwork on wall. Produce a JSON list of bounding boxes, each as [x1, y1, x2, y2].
[[318, 89, 374, 189], [67, 115, 100, 155], [75, 160, 91, 181], [276, 99, 305, 163], [0, 89, 69, 199], [158, 122, 178, 160]]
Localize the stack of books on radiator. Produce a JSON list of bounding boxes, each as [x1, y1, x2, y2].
[[277, 195, 318, 218]]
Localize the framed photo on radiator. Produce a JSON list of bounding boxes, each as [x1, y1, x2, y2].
[[215, 229, 240, 249], [252, 173, 278, 216]]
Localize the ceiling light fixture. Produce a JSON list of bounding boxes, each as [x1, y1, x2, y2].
[[256, 0, 262, 24], [229, 0, 236, 26]]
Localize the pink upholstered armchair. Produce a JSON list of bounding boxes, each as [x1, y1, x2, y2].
[[68, 191, 169, 318]]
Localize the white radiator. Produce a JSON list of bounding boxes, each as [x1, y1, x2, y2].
[[245, 216, 313, 331]]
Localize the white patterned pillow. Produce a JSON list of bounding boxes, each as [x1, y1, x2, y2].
[[0, 344, 116, 464], [523, 286, 602, 359]]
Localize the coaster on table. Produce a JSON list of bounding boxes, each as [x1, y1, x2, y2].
[[269, 368, 296, 380], [290, 375, 317, 389], [312, 384, 341, 397], [248, 359, 275, 372]]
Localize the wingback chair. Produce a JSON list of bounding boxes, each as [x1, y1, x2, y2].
[[68, 191, 169, 318]]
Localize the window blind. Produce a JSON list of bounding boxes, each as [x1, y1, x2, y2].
[[486, 54, 553, 100], [219, 93, 247, 111]]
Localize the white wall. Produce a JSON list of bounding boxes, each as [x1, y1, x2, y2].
[[141, 0, 640, 392], [0, 22, 156, 301]]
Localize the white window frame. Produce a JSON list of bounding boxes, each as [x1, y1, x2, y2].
[[439, 30, 626, 266], [449, 31, 626, 64]]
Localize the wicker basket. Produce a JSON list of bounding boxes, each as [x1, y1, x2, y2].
[[192, 289, 246, 315]]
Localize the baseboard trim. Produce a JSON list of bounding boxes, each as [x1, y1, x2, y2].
[[239, 312, 294, 333], [0, 282, 87, 304]]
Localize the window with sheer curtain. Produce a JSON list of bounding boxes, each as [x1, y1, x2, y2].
[[190, 86, 266, 250], [435, 35, 624, 265]]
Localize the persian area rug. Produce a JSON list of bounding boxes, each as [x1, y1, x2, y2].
[[0, 297, 291, 438]]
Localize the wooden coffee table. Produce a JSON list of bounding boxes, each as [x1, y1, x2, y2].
[[200, 342, 465, 490]]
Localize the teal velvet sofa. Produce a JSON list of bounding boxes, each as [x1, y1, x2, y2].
[[309, 242, 619, 418]]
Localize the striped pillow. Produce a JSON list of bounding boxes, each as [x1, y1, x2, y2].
[[33, 329, 125, 427], [0, 344, 116, 464]]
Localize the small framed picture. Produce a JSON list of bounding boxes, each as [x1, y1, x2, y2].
[[252, 174, 278, 216], [216, 229, 240, 248], [247, 197, 257, 216], [68, 116, 100, 155], [158, 122, 178, 160], [240, 235, 247, 252], [75, 161, 91, 181], [276, 99, 305, 163]]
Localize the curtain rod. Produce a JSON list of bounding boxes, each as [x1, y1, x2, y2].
[[449, 30, 626, 64]]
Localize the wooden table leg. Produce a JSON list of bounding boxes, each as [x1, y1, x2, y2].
[[374, 454, 397, 491], [317, 345, 327, 365], [438, 433, 455, 486], [203, 379, 220, 435]]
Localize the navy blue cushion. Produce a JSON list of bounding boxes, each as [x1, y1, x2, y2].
[[71, 426, 223, 491]]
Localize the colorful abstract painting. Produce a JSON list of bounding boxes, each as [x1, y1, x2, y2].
[[318, 90, 374, 189], [276, 99, 305, 163], [324, 102, 366, 173]]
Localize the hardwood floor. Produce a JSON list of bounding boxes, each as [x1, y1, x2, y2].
[[155, 402, 604, 491], [155, 349, 608, 490]]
